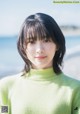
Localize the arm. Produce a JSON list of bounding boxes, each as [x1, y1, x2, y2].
[[0, 78, 10, 114], [0, 76, 14, 114], [72, 85, 80, 114]]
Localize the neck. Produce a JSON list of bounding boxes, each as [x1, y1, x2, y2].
[[25, 67, 57, 81]]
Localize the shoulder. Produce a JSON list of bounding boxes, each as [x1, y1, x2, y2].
[[0, 72, 23, 90], [59, 73, 80, 89]]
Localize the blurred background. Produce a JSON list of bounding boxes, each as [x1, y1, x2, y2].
[[0, 0, 80, 80]]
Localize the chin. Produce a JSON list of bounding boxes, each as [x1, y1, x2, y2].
[[34, 65, 52, 69]]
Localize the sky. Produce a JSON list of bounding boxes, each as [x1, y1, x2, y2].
[[0, 0, 80, 36]]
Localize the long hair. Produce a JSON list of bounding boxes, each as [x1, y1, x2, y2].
[[17, 13, 66, 75]]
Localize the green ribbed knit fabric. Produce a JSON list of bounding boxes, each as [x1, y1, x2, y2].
[[0, 68, 80, 114]]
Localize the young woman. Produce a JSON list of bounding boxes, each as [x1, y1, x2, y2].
[[0, 13, 80, 114]]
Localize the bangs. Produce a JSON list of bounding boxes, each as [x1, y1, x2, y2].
[[23, 21, 51, 43]]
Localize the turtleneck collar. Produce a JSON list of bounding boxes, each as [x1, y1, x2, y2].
[[26, 67, 57, 81]]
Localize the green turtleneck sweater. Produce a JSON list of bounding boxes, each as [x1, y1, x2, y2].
[[0, 68, 80, 114]]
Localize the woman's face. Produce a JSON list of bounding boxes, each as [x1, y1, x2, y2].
[[26, 38, 57, 69]]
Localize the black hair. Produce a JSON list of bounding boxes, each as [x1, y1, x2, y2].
[[17, 13, 66, 75]]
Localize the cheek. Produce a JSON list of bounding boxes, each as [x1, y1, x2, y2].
[[49, 46, 57, 58], [26, 46, 35, 56], [46, 44, 57, 52]]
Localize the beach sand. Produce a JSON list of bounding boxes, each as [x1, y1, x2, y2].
[[63, 55, 80, 80], [63, 45, 80, 80]]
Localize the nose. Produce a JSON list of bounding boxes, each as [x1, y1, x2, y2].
[[36, 42, 44, 54]]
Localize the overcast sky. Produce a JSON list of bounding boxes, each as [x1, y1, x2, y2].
[[0, 0, 80, 35]]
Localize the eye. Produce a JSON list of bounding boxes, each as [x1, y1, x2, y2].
[[27, 38, 36, 44], [29, 40, 36, 44], [44, 38, 52, 42], [29, 41, 35, 44]]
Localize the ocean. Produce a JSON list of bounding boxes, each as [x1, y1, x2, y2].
[[0, 35, 80, 78]]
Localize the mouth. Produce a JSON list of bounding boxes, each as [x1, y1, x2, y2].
[[34, 56, 47, 59]]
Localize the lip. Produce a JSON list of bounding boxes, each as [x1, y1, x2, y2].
[[34, 56, 47, 59]]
